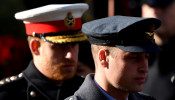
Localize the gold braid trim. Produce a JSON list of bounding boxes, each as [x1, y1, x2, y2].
[[45, 33, 88, 43]]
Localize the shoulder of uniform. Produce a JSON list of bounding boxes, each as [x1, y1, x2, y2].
[[65, 95, 80, 100], [0, 73, 24, 87], [136, 92, 156, 100]]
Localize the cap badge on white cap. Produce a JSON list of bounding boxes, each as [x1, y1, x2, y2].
[[64, 12, 75, 28]]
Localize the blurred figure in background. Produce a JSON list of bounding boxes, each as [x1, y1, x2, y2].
[[142, 0, 175, 100], [77, 41, 95, 77], [0, 35, 31, 79]]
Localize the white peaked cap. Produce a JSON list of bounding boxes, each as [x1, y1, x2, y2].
[[14, 3, 89, 44], [15, 3, 89, 23]]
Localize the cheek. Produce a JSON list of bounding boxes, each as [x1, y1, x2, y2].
[[40, 45, 48, 59], [111, 60, 137, 83], [114, 64, 131, 81], [74, 50, 79, 61], [116, 63, 137, 89], [43, 48, 54, 59], [108, 58, 126, 82], [40, 45, 60, 64], [72, 46, 79, 61]]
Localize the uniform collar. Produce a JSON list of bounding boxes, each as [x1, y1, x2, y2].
[[75, 74, 109, 99], [23, 60, 60, 99], [93, 79, 116, 100]]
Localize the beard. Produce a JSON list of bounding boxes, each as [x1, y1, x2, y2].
[[47, 60, 78, 81]]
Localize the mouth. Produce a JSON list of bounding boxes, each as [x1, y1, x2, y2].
[[62, 63, 76, 70], [59, 61, 76, 70], [64, 65, 74, 68], [135, 77, 146, 84]]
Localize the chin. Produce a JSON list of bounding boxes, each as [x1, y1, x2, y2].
[[63, 71, 76, 79], [130, 87, 143, 93], [63, 74, 75, 80]]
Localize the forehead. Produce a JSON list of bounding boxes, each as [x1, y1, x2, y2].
[[124, 52, 149, 56], [115, 48, 149, 56], [42, 39, 78, 45]]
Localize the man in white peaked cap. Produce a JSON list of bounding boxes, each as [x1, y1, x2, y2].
[[0, 3, 88, 100]]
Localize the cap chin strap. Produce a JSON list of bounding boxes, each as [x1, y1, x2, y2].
[[29, 30, 88, 44], [45, 33, 88, 44]]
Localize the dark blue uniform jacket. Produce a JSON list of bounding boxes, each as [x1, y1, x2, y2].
[[0, 61, 84, 100]]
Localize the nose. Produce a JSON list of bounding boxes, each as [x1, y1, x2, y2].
[[138, 58, 148, 73], [64, 44, 78, 59], [65, 51, 73, 59], [139, 65, 148, 73]]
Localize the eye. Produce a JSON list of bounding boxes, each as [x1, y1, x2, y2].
[[51, 44, 60, 49], [145, 53, 150, 59], [69, 43, 78, 47], [127, 55, 138, 59], [125, 53, 141, 61]]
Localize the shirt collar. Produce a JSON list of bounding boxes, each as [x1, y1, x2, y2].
[[93, 78, 116, 100]]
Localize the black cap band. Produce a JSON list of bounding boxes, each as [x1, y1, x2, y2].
[[88, 36, 155, 46]]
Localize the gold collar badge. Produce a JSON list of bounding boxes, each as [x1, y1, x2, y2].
[[64, 12, 75, 28]]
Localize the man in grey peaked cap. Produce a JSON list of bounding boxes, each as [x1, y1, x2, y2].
[[0, 3, 88, 100], [65, 15, 161, 100]]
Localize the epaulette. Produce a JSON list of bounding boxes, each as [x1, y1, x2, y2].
[[0, 73, 23, 86], [137, 92, 156, 100]]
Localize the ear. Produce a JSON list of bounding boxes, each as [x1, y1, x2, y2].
[[30, 39, 40, 55], [98, 49, 109, 68]]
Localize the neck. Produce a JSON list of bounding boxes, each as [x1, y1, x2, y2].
[[106, 86, 129, 100], [94, 73, 129, 100]]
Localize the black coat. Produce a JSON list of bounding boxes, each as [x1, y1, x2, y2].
[[0, 61, 84, 100], [65, 74, 156, 100]]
